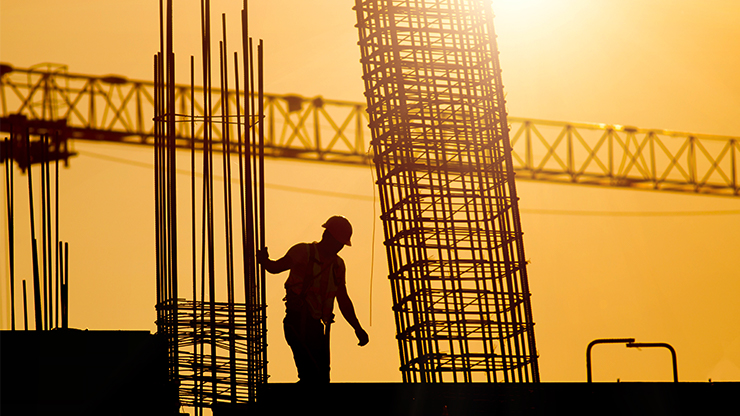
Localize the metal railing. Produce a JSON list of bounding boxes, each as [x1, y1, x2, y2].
[[587, 338, 678, 382]]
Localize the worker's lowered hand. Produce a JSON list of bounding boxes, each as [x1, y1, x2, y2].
[[355, 327, 369, 346]]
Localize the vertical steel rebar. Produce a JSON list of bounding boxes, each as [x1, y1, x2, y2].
[[45, 134, 53, 329], [57, 241, 62, 327], [25, 128, 42, 330], [166, 0, 180, 386], [189, 54, 201, 415], [257, 39, 267, 387], [233, 48, 253, 395], [41, 135, 48, 330], [4, 136, 16, 330], [240, 7, 262, 396], [55, 132, 60, 329], [204, 2, 218, 403], [23, 280, 28, 330], [153, 53, 161, 336], [62, 242, 68, 329], [219, 15, 239, 400]]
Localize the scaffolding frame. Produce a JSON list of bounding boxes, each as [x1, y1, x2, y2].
[[355, 0, 539, 382]]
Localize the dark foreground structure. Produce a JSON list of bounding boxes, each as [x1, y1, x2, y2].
[[259, 382, 737, 416], [1, 330, 736, 415], [0, 330, 177, 415]]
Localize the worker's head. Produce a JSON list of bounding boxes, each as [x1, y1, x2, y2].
[[322, 215, 352, 247]]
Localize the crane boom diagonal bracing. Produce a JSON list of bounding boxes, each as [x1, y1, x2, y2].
[[1, 64, 738, 197]]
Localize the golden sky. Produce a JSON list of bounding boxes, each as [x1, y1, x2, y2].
[[2, 0, 740, 383]]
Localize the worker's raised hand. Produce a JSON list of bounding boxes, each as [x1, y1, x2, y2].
[[256, 247, 269, 264], [355, 327, 369, 346]]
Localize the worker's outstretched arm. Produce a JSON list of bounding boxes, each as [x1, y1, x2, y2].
[[336, 285, 369, 346], [256, 247, 293, 274]]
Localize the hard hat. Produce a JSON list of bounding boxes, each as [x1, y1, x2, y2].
[[322, 216, 352, 246]]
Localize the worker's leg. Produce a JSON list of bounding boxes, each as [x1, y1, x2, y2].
[[284, 311, 330, 383]]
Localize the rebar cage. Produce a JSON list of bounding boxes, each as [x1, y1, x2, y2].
[[355, 0, 539, 382], [156, 299, 266, 406], [153, 1, 268, 410]]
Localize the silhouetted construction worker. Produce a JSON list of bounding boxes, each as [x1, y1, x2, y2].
[[257, 216, 369, 383]]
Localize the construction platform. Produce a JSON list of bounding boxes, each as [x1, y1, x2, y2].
[[257, 381, 736, 416], [1, 330, 736, 415]]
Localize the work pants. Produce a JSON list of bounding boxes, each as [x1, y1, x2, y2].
[[283, 310, 330, 383]]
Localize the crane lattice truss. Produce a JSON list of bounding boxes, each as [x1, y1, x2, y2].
[[354, 0, 538, 382], [1, 64, 738, 196]]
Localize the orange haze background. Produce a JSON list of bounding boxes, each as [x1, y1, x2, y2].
[[2, 0, 740, 383]]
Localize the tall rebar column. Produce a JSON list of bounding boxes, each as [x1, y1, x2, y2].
[[355, 0, 539, 382], [153, 1, 267, 411]]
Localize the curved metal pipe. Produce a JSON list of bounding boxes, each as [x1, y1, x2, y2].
[[586, 338, 636, 382], [626, 342, 678, 382]]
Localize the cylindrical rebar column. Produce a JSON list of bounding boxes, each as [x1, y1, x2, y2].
[[355, 0, 539, 382]]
